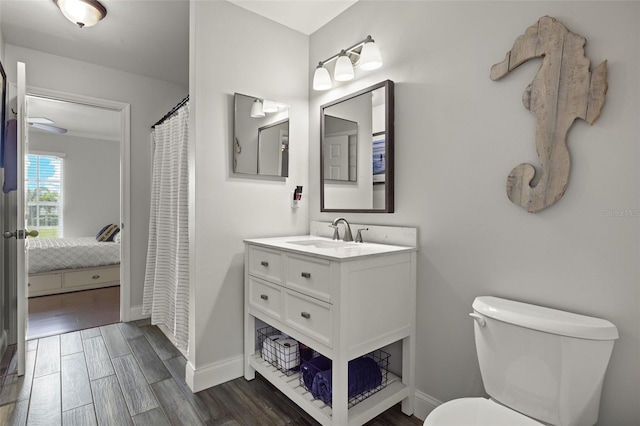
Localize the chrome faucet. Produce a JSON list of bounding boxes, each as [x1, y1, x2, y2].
[[331, 217, 353, 242]]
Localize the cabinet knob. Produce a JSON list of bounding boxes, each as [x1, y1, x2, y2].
[[300, 312, 311, 319], [260, 294, 268, 300], [92, 275, 100, 279], [301, 272, 311, 278], [260, 261, 269, 267]]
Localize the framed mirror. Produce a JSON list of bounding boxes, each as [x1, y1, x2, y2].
[[321, 80, 394, 212], [233, 93, 289, 177]]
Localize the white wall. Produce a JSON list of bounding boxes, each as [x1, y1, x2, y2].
[[309, 2, 639, 424], [189, 1, 309, 389], [29, 132, 120, 237], [4, 45, 188, 310]]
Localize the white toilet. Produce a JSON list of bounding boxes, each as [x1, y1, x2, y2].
[[425, 296, 618, 426]]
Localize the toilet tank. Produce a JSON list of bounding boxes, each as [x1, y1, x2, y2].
[[472, 296, 618, 426]]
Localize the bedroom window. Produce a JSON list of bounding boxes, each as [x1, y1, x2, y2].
[[26, 153, 64, 238]]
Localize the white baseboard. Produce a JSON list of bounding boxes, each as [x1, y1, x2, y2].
[[414, 389, 442, 421], [185, 354, 244, 393], [129, 305, 150, 322]]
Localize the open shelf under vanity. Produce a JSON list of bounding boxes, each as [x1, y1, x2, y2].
[[249, 350, 409, 425]]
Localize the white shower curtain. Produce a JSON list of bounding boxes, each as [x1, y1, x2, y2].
[[143, 102, 189, 352]]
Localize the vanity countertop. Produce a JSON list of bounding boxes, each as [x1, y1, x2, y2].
[[244, 235, 416, 261]]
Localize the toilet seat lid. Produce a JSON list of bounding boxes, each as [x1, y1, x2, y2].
[[424, 397, 543, 426]]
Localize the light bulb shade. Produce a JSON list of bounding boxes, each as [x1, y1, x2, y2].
[[54, 0, 107, 28], [334, 54, 355, 82], [359, 41, 382, 70], [262, 100, 278, 113], [250, 99, 265, 118], [313, 66, 332, 91]]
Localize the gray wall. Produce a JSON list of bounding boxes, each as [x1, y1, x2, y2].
[[309, 2, 639, 424], [4, 44, 188, 311], [29, 132, 120, 237], [189, 1, 309, 387]]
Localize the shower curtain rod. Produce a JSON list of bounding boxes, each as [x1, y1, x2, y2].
[[151, 95, 189, 129]]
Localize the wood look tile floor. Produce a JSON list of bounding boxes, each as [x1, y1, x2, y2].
[[0, 321, 423, 425]]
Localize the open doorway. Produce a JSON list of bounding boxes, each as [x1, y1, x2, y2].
[[22, 91, 130, 340]]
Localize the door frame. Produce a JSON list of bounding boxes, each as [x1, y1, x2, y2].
[[24, 85, 132, 321]]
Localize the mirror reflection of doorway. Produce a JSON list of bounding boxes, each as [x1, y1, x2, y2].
[[323, 115, 357, 182], [24, 95, 124, 340]]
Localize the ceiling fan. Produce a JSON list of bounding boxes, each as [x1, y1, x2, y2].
[[27, 117, 68, 134]]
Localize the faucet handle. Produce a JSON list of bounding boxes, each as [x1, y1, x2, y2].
[[355, 227, 369, 243], [328, 224, 340, 240]]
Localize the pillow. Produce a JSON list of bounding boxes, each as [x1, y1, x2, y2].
[[96, 224, 120, 242], [113, 231, 121, 243]]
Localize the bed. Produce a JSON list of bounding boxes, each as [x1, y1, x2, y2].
[[27, 237, 121, 297]]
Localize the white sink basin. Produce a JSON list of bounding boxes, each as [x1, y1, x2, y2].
[[285, 238, 402, 257]]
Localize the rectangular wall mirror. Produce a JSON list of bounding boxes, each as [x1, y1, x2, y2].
[[233, 93, 289, 177], [321, 80, 394, 212]]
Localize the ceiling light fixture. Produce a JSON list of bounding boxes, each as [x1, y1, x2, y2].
[[312, 35, 383, 91], [53, 0, 107, 28]]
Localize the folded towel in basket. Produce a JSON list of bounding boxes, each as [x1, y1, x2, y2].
[[311, 356, 383, 405], [300, 355, 332, 389]]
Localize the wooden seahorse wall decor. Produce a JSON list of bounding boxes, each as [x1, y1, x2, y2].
[[491, 16, 608, 213]]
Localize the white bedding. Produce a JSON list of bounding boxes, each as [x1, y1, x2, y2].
[[28, 237, 121, 274]]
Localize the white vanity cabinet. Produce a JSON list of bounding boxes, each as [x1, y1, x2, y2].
[[244, 235, 417, 426]]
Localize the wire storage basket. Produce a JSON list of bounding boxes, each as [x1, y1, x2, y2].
[[299, 349, 390, 408], [257, 326, 309, 376]]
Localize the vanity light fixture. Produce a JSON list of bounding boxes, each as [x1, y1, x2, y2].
[[250, 99, 265, 118], [262, 99, 278, 113], [313, 64, 332, 90], [312, 35, 382, 91], [334, 50, 355, 82], [53, 0, 107, 28], [359, 37, 383, 71]]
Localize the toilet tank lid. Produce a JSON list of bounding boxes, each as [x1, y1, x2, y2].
[[473, 296, 619, 340]]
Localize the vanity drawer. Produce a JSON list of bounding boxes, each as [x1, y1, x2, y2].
[[64, 266, 119, 288], [248, 277, 282, 320], [248, 246, 283, 285], [284, 290, 332, 347], [285, 254, 332, 302]]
